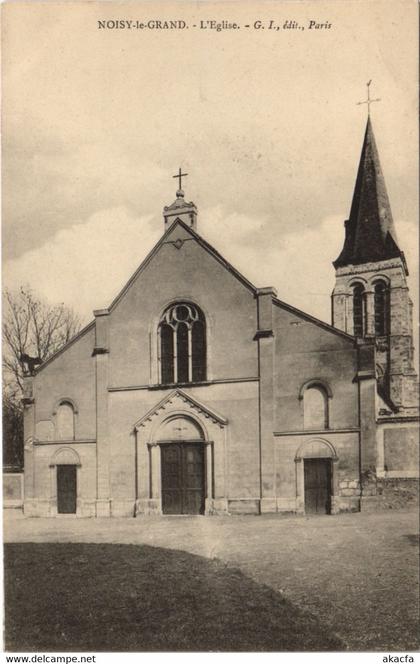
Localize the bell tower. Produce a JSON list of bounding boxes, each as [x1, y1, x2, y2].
[[163, 168, 197, 231], [331, 116, 418, 414]]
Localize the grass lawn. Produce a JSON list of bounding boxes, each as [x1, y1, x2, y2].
[[4, 542, 344, 652]]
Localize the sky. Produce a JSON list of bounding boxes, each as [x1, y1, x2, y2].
[[2, 1, 418, 346]]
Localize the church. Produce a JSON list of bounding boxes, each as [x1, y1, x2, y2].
[[22, 116, 419, 518]]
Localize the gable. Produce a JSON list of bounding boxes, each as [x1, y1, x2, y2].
[[31, 220, 355, 382], [32, 323, 96, 440], [109, 218, 256, 313], [107, 219, 260, 386], [134, 389, 228, 432]]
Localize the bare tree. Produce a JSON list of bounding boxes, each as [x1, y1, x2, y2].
[[2, 287, 81, 469], [3, 286, 81, 399], [3, 392, 24, 470]]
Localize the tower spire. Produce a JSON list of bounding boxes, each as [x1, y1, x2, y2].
[[332, 113, 417, 414], [334, 116, 404, 270]]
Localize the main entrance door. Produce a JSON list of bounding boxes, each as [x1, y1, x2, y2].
[[304, 458, 331, 514], [161, 443, 205, 515], [57, 464, 77, 514]]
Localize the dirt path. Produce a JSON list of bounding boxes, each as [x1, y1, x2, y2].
[[4, 509, 419, 650]]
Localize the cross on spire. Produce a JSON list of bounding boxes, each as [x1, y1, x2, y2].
[[173, 167, 188, 191], [356, 80, 381, 116]]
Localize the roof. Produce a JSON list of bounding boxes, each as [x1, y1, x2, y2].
[[110, 217, 356, 342], [272, 297, 356, 342], [109, 217, 257, 310], [35, 211, 357, 376], [334, 117, 405, 270], [34, 218, 258, 375], [34, 321, 95, 375]]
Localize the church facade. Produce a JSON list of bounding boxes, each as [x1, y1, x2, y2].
[[22, 118, 419, 518]]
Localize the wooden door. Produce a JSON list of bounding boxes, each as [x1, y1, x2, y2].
[[161, 443, 205, 515], [304, 459, 331, 514], [182, 444, 205, 515], [161, 444, 183, 514], [57, 465, 77, 514]]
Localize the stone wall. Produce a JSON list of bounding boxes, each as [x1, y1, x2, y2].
[[383, 427, 419, 471], [375, 478, 419, 509], [3, 472, 23, 509]]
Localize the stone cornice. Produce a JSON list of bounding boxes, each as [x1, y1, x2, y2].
[[34, 439, 97, 446], [254, 329, 273, 340], [335, 258, 406, 277], [109, 377, 259, 392], [353, 369, 375, 382], [92, 346, 109, 356], [21, 397, 35, 406], [256, 287, 278, 297], [274, 428, 360, 436], [377, 415, 419, 424]]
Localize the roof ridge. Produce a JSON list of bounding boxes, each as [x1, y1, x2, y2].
[[272, 296, 356, 342], [108, 218, 257, 311], [34, 320, 95, 375]]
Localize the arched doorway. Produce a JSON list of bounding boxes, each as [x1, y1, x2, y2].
[[158, 417, 206, 515], [295, 439, 337, 515], [49, 447, 81, 515]]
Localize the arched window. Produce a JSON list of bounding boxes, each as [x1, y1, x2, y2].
[[159, 303, 206, 384], [303, 386, 328, 430], [353, 284, 365, 337], [374, 281, 388, 336], [56, 402, 75, 440]]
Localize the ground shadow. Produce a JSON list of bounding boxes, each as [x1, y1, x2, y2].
[[4, 542, 344, 652]]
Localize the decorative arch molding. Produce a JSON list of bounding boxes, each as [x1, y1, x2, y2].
[[52, 397, 79, 415], [49, 446, 81, 467], [154, 413, 206, 444], [52, 398, 77, 441], [153, 296, 214, 333], [370, 274, 390, 287], [295, 437, 338, 461], [133, 389, 227, 437], [48, 447, 82, 516], [294, 438, 339, 515], [347, 277, 368, 290], [133, 390, 228, 516], [298, 379, 333, 401], [149, 297, 215, 385]]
